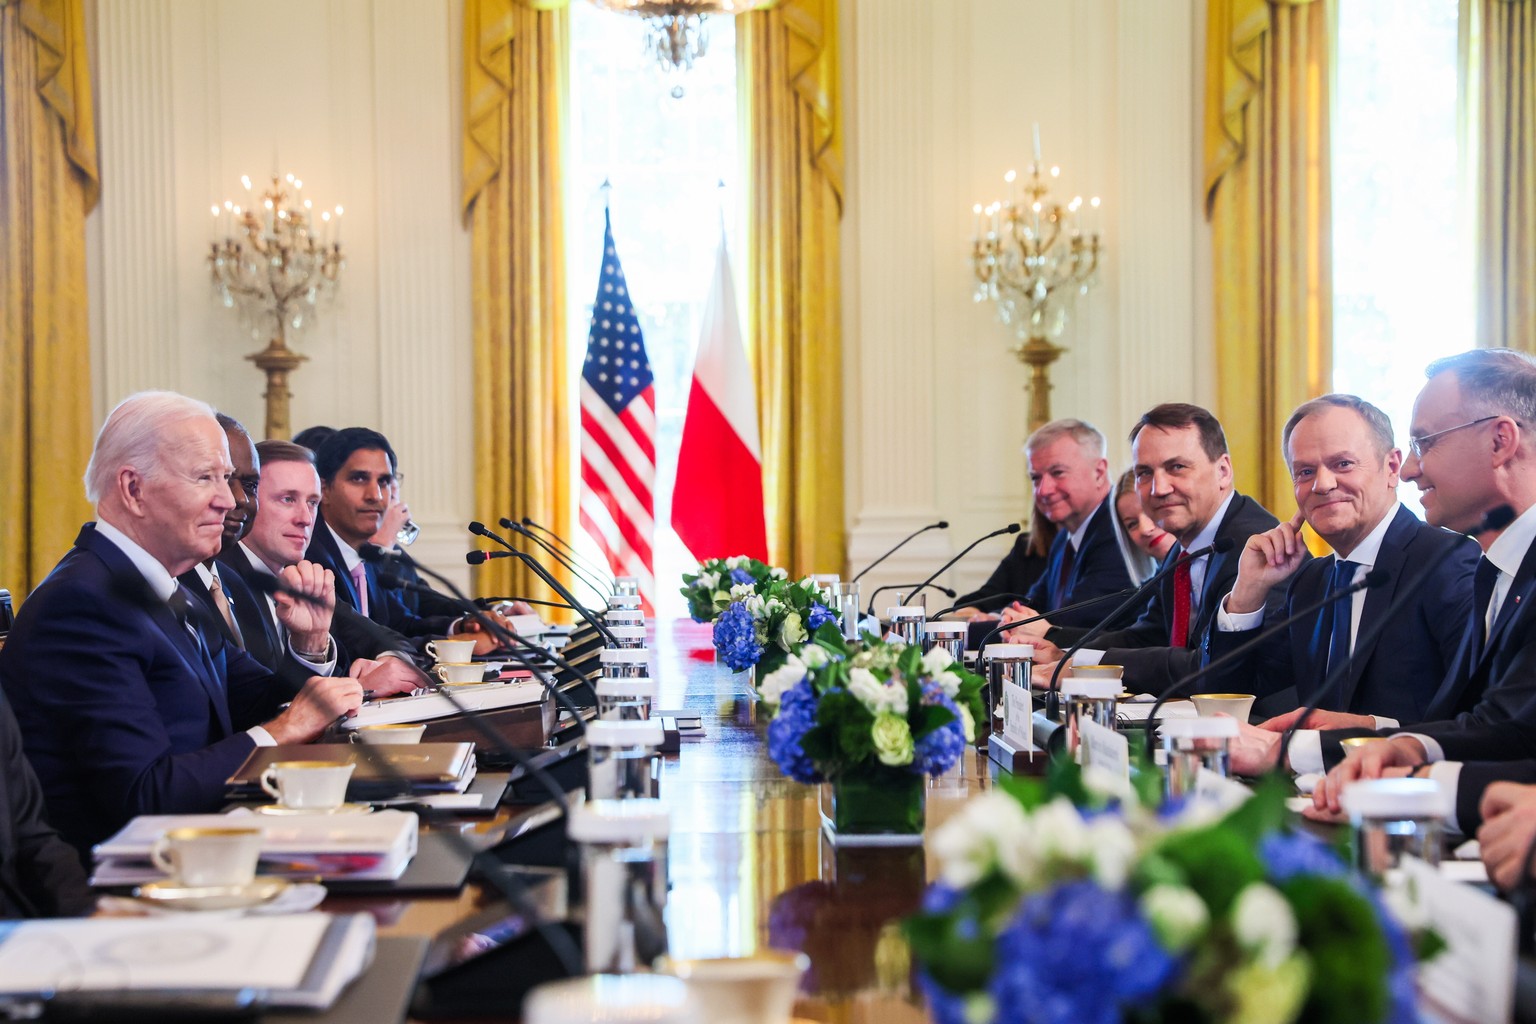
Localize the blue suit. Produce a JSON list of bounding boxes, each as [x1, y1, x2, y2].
[[1021, 499, 1136, 629], [0, 525, 290, 854], [1202, 505, 1478, 721], [305, 523, 455, 638]]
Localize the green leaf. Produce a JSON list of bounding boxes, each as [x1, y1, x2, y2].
[[1217, 774, 1290, 843], [1282, 875, 1391, 1024], [1149, 826, 1263, 917], [995, 772, 1048, 811], [910, 703, 955, 741], [903, 910, 996, 995]]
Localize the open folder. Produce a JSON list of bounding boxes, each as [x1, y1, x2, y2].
[[0, 912, 374, 1012]]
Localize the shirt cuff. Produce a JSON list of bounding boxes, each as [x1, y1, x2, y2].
[[289, 635, 337, 675], [1072, 649, 1105, 666], [246, 726, 276, 747], [1371, 716, 1400, 730], [1427, 760, 1465, 834], [1396, 732, 1444, 762], [1216, 597, 1264, 633], [1286, 729, 1324, 775]]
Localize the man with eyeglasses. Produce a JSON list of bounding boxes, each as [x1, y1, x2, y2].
[[1286, 351, 1536, 867]]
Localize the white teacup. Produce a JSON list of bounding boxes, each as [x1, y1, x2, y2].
[[665, 949, 809, 1024], [150, 827, 263, 888], [434, 662, 487, 685], [354, 722, 426, 744], [1190, 693, 1256, 722], [259, 759, 355, 811], [426, 638, 478, 663]]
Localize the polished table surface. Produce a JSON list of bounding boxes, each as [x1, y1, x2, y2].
[[326, 619, 992, 1024]]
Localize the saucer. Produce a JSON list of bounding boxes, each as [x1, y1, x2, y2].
[[135, 876, 289, 912], [253, 802, 373, 816]]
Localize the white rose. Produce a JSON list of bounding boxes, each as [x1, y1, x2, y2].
[[770, 567, 788, 580], [921, 647, 956, 675], [799, 644, 830, 669], [726, 556, 747, 569], [1140, 885, 1209, 951], [1085, 815, 1139, 889], [698, 571, 720, 590], [766, 597, 786, 614], [1029, 797, 1092, 867], [1231, 883, 1297, 967], [931, 791, 1032, 889], [779, 611, 807, 649], [759, 654, 807, 707], [731, 583, 756, 601], [847, 667, 908, 715], [933, 671, 963, 699]]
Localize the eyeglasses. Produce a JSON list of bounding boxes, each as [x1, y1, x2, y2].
[[1407, 416, 1498, 459]]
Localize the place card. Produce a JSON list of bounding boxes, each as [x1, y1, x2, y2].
[[1080, 719, 1128, 780], [1002, 684, 1035, 752], [1401, 856, 1515, 1024]]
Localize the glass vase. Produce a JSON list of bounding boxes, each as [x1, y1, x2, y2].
[[830, 770, 925, 837]]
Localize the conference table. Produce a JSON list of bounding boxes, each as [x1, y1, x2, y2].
[[320, 618, 989, 1023]]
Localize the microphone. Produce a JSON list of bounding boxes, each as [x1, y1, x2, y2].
[[522, 516, 617, 589], [500, 518, 613, 603], [1272, 503, 1517, 775], [1140, 567, 1391, 760], [1036, 537, 1238, 715], [457, 538, 621, 650], [467, 549, 514, 564], [850, 520, 950, 583], [894, 524, 1022, 617], [863, 582, 958, 618], [941, 585, 1142, 632]]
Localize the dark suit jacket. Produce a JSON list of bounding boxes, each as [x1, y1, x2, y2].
[[1045, 492, 1297, 695], [180, 561, 313, 695], [952, 532, 1051, 614], [1452, 760, 1536, 833], [1018, 500, 1136, 629], [0, 690, 92, 914], [305, 522, 454, 638], [1202, 505, 1478, 722], [0, 525, 290, 854], [1319, 527, 1536, 767]]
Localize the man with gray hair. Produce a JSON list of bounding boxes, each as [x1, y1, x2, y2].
[[0, 391, 365, 857], [1206, 394, 1477, 761], [952, 418, 1133, 628]]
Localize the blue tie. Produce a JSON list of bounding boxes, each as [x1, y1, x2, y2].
[[1323, 559, 1359, 675]]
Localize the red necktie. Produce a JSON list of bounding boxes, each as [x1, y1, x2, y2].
[[1170, 560, 1192, 648]]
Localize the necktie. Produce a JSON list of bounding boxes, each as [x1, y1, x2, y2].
[[1169, 559, 1192, 648], [1321, 559, 1359, 675], [350, 562, 370, 617], [1471, 556, 1501, 661], [208, 573, 245, 649], [1053, 539, 1077, 609], [168, 586, 221, 689]]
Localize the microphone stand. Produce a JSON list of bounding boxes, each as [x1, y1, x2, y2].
[[471, 524, 619, 645], [522, 516, 617, 592], [850, 520, 949, 583], [501, 518, 614, 604], [903, 524, 1022, 604], [863, 582, 957, 619]]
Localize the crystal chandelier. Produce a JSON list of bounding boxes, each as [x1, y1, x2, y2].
[[589, 0, 766, 72], [208, 173, 345, 439], [970, 126, 1104, 432]]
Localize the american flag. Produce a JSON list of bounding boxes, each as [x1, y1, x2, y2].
[[579, 211, 656, 612]]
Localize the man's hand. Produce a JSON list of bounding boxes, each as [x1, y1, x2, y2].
[[370, 499, 412, 548], [1229, 719, 1284, 776], [454, 609, 514, 656], [1258, 707, 1376, 733], [1478, 782, 1536, 889], [273, 560, 336, 653], [1311, 736, 1427, 814], [264, 676, 364, 744], [999, 602, 1049, 639], [948, 607, 996, 623], [1226, 510, 1309, 615], [353, 655, 429, 698]]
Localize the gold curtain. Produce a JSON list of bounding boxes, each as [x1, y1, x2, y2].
[[1475, 0, 1536, 350], [738, 0, 845, 576], [0, 0, 98, 596], [1204, 0, 1333, 515], [462, 0, 573, 607]]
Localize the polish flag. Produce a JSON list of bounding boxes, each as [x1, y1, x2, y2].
[[671, 233, 769, 563]]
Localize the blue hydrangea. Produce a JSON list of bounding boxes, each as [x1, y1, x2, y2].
[[730, 567, 755, 586], [712, 601, 762, 671], [807, 602, 835, 632], [987, 880, 1178, 1024], [913, 684, 967, 776], [1366, 887, 1428, 1024], [917, 971, 969, 1024], [766, 680, 823, 784], [1259, 830, 1348, 882]]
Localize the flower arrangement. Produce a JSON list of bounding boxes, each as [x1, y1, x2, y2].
[[756, 625, 987, 784], [710, 574, 838, 675], [680, 556, 779, 623], [906, 767, 1439, 1024]]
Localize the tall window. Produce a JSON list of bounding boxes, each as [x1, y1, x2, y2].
[[566, 5, 742, 618], [1332, 0, 1470, 511]]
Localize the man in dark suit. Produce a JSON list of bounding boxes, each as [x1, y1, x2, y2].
[[953, 419, 1133, 628], [1205, 396, 1477, 744], [1012, 403, 1296, 694], [1302, 351, 1536, 854], [0, 391, 364, 855], [0, 690, 91, 917]]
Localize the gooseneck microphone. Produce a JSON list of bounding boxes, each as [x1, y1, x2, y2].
[[522, 516, 617, 590], [950, 585, 1142, 635], [500, 518, 613, 603], [862, 582, 958, 618], [1272, 503, 1517, 776], [850, 520, 950, 584], [1038, 537, 1238, 716], [891, 524, 1022, 618], [1140, 567, 1391, 760], [459, 531, 620, 649]]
